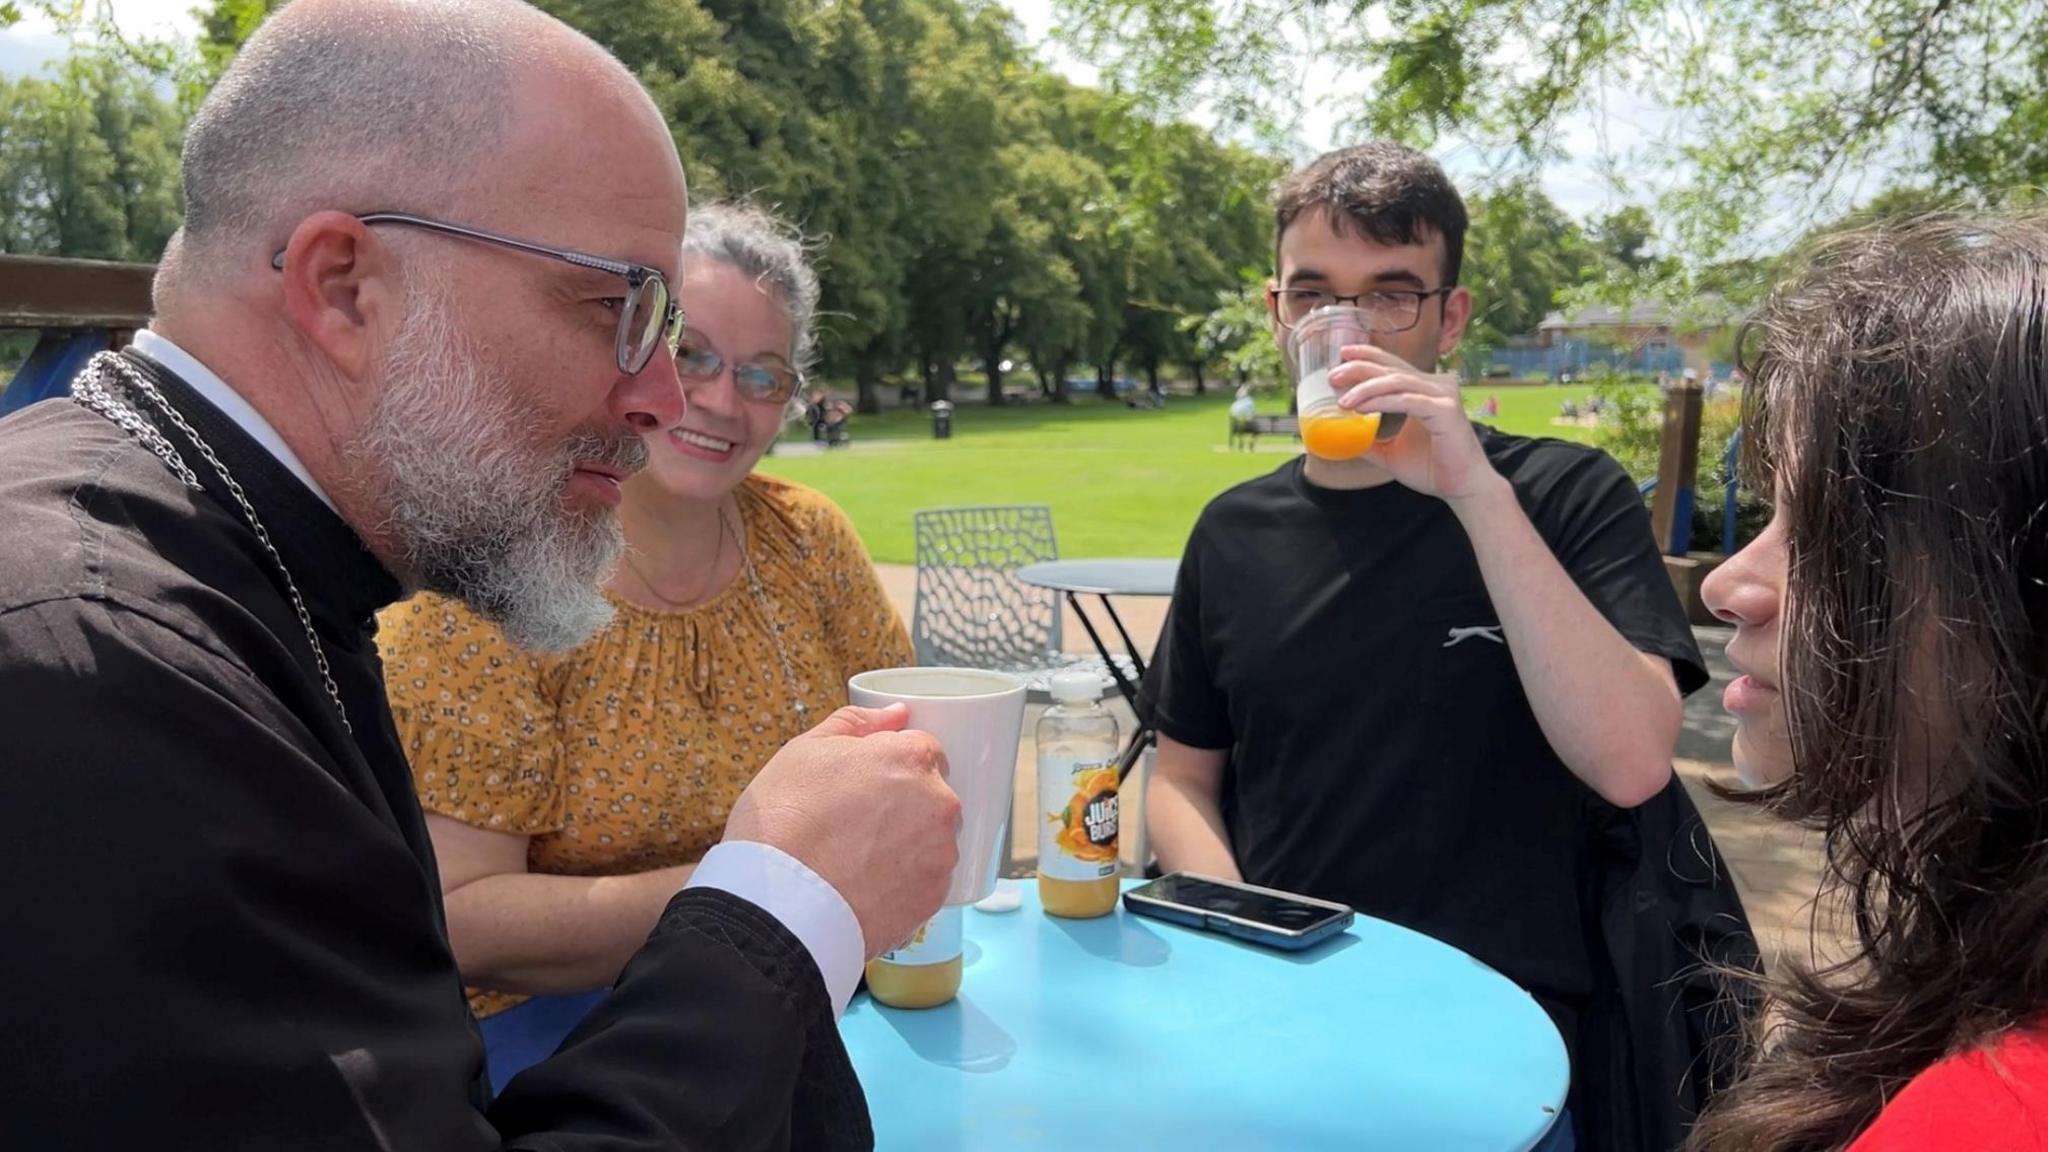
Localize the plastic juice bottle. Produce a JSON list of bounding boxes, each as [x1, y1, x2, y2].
[[1296, 366, 1382, 461], [864, 906, 962, 1009], [1036, 672, 1122, 918]]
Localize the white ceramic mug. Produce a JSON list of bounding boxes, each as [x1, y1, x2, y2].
[[848, 667, 1028, 905]]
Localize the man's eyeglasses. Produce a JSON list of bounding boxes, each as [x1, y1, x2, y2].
[[1271, 286, 1455, 333], [675, 329, 803, 405], [270, 212, 685, 375]]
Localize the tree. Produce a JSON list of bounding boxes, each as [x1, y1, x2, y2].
[[143, 0, 1275, 416], [1183, 271, 1286, 397], [1589, 206, 1658, 275], [894, 1, 1012, 405], [974, 141, 1099, 404], [0, 53, 183, 260], [1007, 86, 1119, 403], [1142, 127, 1275, 394], [1056, 0, 2048, 260], [1457, 181, 1593, 364]]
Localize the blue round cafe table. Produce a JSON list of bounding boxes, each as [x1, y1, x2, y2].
[[842, 884, 1567, 1151], [479, 883, 1568, 1150]]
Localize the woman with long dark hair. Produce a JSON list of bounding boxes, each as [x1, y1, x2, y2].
[[1692, 211, 2048, 1149]]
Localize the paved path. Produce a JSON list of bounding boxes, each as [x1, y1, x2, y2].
[[872, 564, 1845, 968]]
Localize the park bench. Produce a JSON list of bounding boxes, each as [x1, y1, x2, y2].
[[1229, 412, 1299, 451]]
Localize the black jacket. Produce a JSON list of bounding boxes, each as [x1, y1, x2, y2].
[[1577, 774, 1764, 1150], [0, 354, 868, 1150]]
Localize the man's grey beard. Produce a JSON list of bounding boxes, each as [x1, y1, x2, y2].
[[355, 278, 648, 651]]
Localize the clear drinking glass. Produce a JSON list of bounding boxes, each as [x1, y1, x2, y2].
[[1289, 305, 1405, 460]]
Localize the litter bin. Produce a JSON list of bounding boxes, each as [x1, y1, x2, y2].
[[929, 400, 954, 440]]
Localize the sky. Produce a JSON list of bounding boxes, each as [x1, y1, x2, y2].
[[0, 0, 193, 74], [0, 0, 1661, 222], [998, 0, 1667, 221]]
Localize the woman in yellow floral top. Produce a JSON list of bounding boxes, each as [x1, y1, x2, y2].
[[379, 204, 912, 1017]]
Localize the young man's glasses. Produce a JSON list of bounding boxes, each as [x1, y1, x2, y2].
[[270, 212, 685, 375], [1271, 286, 1455, 333], [675, 329, 802, 405]]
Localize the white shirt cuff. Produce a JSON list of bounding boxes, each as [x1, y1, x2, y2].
[[684, 841, 865, 1019]]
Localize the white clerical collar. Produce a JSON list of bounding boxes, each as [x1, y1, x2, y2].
[[130, 330, 338, 513]]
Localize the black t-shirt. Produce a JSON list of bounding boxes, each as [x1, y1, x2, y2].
[[1141, 432, 1707, 1046]]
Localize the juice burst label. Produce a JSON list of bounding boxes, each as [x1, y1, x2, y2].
[[1042, 760, 1119, 880]]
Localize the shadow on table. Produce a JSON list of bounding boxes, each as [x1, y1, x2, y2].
[[879, 992, 1017, 1074], [1051, 911, 1172, 968]]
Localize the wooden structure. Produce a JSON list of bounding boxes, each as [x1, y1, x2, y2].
[[0, 254, 156, 416], [1645, 377, 1728, 624]]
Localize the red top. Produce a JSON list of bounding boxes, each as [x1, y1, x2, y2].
[[1847, 1027, 2048, 1150]]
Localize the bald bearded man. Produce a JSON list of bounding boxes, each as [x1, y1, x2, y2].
[[0, 2, 958, 1148]]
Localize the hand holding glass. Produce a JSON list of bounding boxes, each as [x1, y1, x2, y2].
[[1289, 305, 1406, 461]]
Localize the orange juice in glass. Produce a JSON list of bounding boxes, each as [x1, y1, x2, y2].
[[1289, 305, 1402, 461], [1301, 406, 1382, 459]]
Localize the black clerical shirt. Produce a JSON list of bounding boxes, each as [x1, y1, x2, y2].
[[0, 350, 868, 1149]]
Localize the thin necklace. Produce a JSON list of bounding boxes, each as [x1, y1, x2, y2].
[[621, 499, 809, 726], [72, 352, 353, 734], [728, 501, 810, 726], [622, 506, 726, 610]]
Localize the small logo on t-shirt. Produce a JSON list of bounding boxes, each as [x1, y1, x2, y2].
[[1444, 625, 1505, 648]]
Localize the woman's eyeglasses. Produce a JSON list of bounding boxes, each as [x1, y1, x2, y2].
[[674, 330, 802, 405]]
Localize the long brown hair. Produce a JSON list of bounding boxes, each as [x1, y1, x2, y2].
[[1688, 211, 2048, 1150]]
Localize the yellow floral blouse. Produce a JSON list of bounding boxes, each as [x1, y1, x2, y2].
[[378, 474, 912, 1016]]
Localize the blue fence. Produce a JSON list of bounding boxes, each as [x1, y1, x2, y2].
[[1637, 429, 1744, 555], [1483, 337, 1684, 380], [0, 329, 110, 418], [0, 254, 156, 417]]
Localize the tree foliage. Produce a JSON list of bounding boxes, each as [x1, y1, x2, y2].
[[150, 0, 1274, 410], [1460, 181, 1593, 358], [1055, 0, 2048, 258], [0, 52, 182, 260]]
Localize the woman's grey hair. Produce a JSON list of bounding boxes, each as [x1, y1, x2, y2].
[[682, 203, 822, 416]]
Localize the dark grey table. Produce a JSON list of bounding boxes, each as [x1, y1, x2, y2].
[[1015, 558, 1178, 778]]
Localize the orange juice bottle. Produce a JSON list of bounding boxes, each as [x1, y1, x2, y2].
[[1037, 672, 1121, 918], [864, 907, 962, 1009]]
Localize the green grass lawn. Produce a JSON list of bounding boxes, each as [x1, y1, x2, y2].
[[759, 385, 1609, 563]]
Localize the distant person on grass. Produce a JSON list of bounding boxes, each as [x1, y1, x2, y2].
[[1229, 383, 1258, 451]]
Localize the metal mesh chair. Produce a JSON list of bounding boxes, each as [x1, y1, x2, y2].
[[911, 505, 1134, 697]]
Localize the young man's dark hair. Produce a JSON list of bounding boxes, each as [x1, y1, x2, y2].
[[1270, 141, 1470, 286]]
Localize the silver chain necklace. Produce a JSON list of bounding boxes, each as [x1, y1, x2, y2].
[[617, 500, 810, 726], [72, 353, 354, 734], [724, 503, 810, 726]]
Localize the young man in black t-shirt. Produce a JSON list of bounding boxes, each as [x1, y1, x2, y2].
[[1141, 143, 1708, 1145]]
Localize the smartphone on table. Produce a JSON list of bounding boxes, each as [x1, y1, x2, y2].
[[1122, 872, 1354, 951]]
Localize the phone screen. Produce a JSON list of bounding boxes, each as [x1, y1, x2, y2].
[[1144, 875, 1342, 931]]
